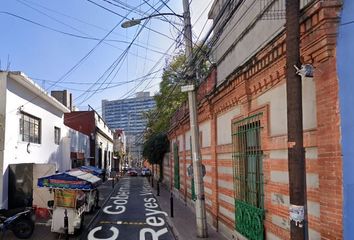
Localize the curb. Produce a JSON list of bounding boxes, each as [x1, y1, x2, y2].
[[164, 214, 182, 240], [149, 180, 181, 240]]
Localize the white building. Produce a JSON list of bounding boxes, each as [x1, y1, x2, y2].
[[0, 71, 90, 209], [64, 107, 114, 177]]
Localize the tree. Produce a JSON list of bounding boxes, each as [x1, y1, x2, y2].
[[145, 45, 211, 137], [142, 133, 169, 181], [143, 45, 211, 179]]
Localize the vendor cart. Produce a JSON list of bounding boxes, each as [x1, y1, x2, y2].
[[37, 170, 101, 234]]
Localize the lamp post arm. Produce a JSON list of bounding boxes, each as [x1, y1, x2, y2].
[[140, 13, 183, 21], [122, 13, 183, 28]]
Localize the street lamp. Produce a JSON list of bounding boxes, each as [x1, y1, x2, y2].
[[121, 13, 183, 28], [121, 3, 208, 238]]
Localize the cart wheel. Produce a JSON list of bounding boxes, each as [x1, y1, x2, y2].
[[90, 205, 95, 213], [80, 214, 85, 229], [74, 215, 85, 236]]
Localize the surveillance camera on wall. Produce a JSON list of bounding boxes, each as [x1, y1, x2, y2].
[[294, 64, 314, 78]]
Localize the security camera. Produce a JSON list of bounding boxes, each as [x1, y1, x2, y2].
[[294, 64, 314, 78]]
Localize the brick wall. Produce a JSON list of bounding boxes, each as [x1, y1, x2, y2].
[[166, 1, 343, 239]]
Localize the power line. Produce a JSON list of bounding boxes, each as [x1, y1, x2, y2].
[[31, 69, 162, 86], [58, 18, 183, 124], [5, 1, 142, 115], [75, 2, 172, 105], [46, 76, 158, 92], [19, 0, 165, 52], [0, 11, 169, 59], [104, 0, 182, 26], [179, 0, 246, 80], [142, 0, 184, 40], [86, 0, 176, 41], [66, 36, 180, 123], [192, 0, 213, 43], [102, 0, 148, 16], [159, 0, 179, 18]]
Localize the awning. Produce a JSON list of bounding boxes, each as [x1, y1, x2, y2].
[[79, 165, 104, 176], [37, 170, 102, 190]]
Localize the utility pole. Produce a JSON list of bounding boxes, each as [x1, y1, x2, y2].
[[285, 0, 308, 239], [181, 0, 208, 237]]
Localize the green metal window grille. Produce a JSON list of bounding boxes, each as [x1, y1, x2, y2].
[[173, 143, 180, 189], [232, 113, 265, 240]]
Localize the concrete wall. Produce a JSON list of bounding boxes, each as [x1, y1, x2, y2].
[[0, 73, 91, 208], [199, 120, 211, 147], [337, 0, 354, 238], [32, 163, 56, 210], [0, 75, 72, 208], [95, 113, 113, 141], [0, 72, 8, 210], [216, 106, 241, 145], [96, 132, 114, 172], [257, 77, 317, 136], [185, 130, 191, 150], [210, 0, 314, 84], [4, 76, 70, 167]]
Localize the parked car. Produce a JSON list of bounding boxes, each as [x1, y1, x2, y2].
[[127, 168, 138, 176], [141, 168, 151, 176]]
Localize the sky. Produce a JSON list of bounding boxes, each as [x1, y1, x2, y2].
[[0, 0, 214, 113]]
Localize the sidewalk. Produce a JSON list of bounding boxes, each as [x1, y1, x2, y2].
[[0, 178, 118, 240], [151, 180, 228, 240]]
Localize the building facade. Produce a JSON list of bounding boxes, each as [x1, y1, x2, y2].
[[166, 1, 345, 239], [0, 71, 90, 209], [64, 109, 114, 177], [102, 92, 155, 164], [113, 129, 126, 171]]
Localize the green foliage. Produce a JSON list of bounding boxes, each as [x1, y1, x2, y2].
[[145, 53, 187, 135], [142, 45, 210, 180], [145, 45, 211, 136], [142, 133, 169, 166]]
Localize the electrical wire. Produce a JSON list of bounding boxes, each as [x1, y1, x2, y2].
[[142, 0, 184, 40], [5, 0, 145, 115], [65, 34, 180, 124], [0, 11, 170, 58], [178, 0, 245, 79], [76, 1, 173, 105], [102, 0, 148, 16], [192, 0, 213, 43], [30, 69, 162, 86], [19, 0, 165, 52], [53, 4, 183, 124], [104, 0, 182, 26], [86, 0, 176, 41]]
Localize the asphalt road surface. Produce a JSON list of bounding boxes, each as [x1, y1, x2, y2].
[[81, 176, 175, 240]]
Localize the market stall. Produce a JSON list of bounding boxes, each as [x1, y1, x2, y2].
[[37, 170, 101, 234]]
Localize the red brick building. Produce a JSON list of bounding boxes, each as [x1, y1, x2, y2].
[[165, 1, 344, 239], [64, 109, 114, 175]]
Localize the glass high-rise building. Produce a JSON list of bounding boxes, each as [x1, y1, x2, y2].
[[102, 92, 156, 165]]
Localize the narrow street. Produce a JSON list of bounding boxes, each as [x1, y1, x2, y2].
[[82, 176, 175, 240]]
